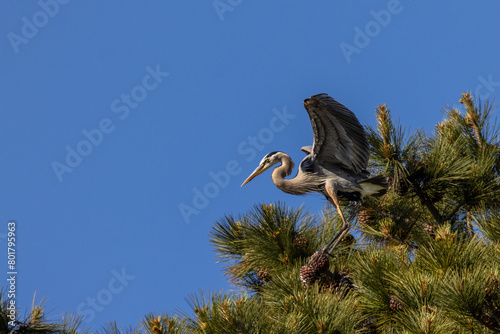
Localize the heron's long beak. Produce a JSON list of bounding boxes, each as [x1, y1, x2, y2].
[[241, 165, 266, 186]]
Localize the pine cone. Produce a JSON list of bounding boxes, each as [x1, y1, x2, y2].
[[300, 265, 317, 287], [485, 277, 500, 302], [483, 306, 500, 329], [293, 236, 309, 249], [482, 317, 498, 328], [424, 223, 435, 238], [358, 209, 375, 226], [257, 269, 271, 283], [309, 251, 329, 273], [389, 296, 402, 312]]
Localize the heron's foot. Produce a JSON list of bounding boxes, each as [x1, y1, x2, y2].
[[321, 249, 335, 259]]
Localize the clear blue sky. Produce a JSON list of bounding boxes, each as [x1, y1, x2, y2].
[[1, 0, 499, 330]]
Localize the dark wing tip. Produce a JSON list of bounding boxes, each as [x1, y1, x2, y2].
[[304, 93, 329, 106], [310, 93, 329, 99], [304, 93, 339, 108]]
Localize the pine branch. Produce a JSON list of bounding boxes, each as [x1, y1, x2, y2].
[[443, 200, 466, 222], [413, 184, 443, 224]]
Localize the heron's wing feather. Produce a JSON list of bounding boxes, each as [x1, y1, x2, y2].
[[304, 94, 369, 173]]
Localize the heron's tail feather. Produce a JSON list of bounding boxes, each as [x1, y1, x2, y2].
[[359, 175, 388, 197]]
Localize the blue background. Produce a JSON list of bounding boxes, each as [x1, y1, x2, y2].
[[1, 0, 499, 330]]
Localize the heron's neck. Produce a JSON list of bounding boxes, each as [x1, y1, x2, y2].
[[272, 153, 306, 195]]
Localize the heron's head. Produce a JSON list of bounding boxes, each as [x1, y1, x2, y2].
[[241, 151, 281, 186]]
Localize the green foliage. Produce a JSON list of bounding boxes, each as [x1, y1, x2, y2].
[[210, 203, 321, 291], [473, 209, 500, 245], [0, 290, 91, 333], [97, 321, 143, 334]]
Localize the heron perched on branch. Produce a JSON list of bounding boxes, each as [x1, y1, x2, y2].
[[241, 93, 387, 256]]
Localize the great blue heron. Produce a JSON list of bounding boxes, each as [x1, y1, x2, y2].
[[241, 93, 387, 255]]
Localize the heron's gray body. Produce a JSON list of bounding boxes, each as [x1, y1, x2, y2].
[[295, 155, 383, 201]]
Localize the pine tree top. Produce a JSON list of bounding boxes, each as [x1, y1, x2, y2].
[[3, 93, 500, 333]]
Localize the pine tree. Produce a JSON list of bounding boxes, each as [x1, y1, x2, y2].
[[0, 290, 92, 333], [2, 93, 499, 333], [169, 93, 500, 333]]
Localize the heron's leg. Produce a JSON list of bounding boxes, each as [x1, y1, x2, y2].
[[322, 184, 351, 256]]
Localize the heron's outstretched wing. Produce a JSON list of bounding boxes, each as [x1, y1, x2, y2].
[[303, 94, 369, 173]]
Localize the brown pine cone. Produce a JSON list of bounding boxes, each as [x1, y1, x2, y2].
[[424, 223, 435, 238], [300, 265, 318, 287], [257, 268, 271, 283], [309, 251, 329, 272], [389, 296, 402, 312], [293, 236, 309, 249], [358, 209, 375, 226]]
